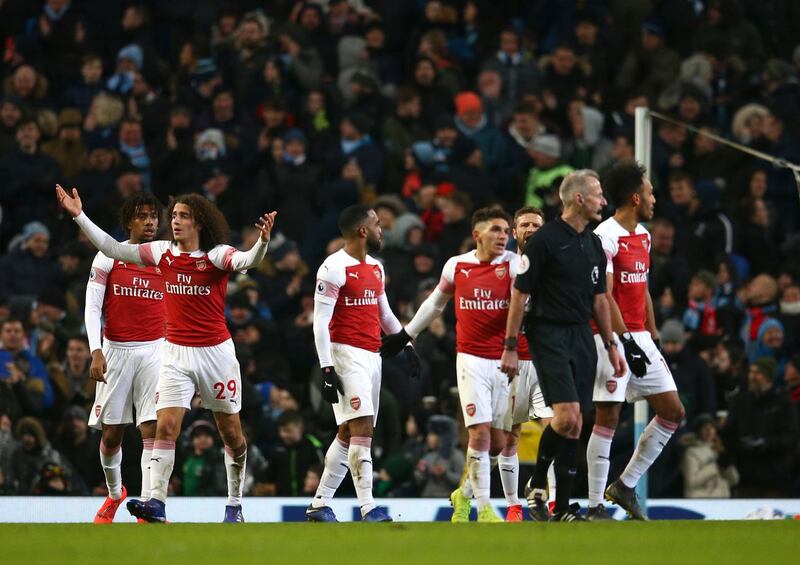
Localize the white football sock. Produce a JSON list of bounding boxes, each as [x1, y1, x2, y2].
[[461, 455, 498, 498], [224, 443, 247, 507], [587, 425, 614, 507], [349, 437, 375, 515], [149, 440, 175, 503], [466, 447, 491, 510], [140, 438, 154, 499], [620, 416, 678, 488], [100, 441, 123, 500], [312, 437, 350, 508], [498, 452, 520, 506]]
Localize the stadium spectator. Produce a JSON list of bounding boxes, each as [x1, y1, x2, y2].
[[178, 420, 226, 497], [723, 357, 799, 497], [0, 221, 63, 299], [5, 416, 71, 494], [679, 413, 739, 498], [661, 319, 717, 424], [0, 317, 54, 417], [413, 415, 463, 497], [265, 411, 323, 497]]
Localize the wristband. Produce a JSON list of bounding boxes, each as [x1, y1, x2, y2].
[[503, 336, 518, 351], [604, 340, 617, 350]]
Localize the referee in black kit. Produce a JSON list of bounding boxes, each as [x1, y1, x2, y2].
[[500, 170, 626, 522]]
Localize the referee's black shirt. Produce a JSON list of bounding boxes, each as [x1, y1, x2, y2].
[[515, 216, 607, 325]]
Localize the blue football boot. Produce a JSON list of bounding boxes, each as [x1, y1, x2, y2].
[[306, 505, 339, 522], [127, 498, 167, 523], [362, 507, 392, 522], [223, 505, 245, 523]]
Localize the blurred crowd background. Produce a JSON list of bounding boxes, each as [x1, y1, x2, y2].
[[0, 0, 799, 501]]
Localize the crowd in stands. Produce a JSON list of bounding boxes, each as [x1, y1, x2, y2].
[[0, 0, 799, 500]]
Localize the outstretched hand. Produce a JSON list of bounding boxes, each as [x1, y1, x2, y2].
[[56, 184, 82, 218], [256, 212, 277, 242]]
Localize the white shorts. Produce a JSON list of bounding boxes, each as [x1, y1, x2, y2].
[[593, 332, 677, 403], [156, 339, 241, 414], [331, 343, 381, 426], [89, 339, 163, 430], [456, 352, 510, 430], [506, 360, 554, 427]]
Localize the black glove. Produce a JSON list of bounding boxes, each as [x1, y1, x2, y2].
[[621, 332, 650, 378], [321, 366, 344, 404], [380, 328, 410, 358], [404, 345, 421, 380]]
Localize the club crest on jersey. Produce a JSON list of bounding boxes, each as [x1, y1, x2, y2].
[[155, 267, 162, 274], [606, 380, 617, 393], [373, 266, 382, 280], [196, 259, 207, 271], [495, 265, 507, 279], [94, 404, 101, 417], [466, 403, 476, 417], [350, 396, 361, 410]]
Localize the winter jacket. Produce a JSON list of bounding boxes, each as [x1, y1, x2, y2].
[[679, 433, 739, 498]]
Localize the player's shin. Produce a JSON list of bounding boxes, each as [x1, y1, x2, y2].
[[224, 442, 247, 507], [619, 416, 678, 487], [312, 437, 350, 508], [349, 436, 375, 515], [466, 439, 491, 510], [140, 438, 154, 499], [553, 438, 579, 514], [100, 441, 123, 500], [498, 448, 520, 506], [149, 440, 176, 503], [586, 425, 614, 507], [529, 425, 563, 492]]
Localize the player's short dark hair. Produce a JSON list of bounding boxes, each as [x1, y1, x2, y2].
[[1, 316, 23, 331], [602, 161, 648, 207], [119, 193, 163, 234], [66, 333, 89, 347], [277, 410, 304, 428], [513, 206, 544, 227], [168, 193, 230, 251], [338, 204, 372, 236], [471, 206, 511, 229], [513, 100, 537, 116]]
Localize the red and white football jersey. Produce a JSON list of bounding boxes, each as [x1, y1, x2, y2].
[[437, 250, 520, 359], [89, 252, 165, 342], [314, 249, 385, 352], [138, 241, 240, 347], [594, 218, 651, 332]]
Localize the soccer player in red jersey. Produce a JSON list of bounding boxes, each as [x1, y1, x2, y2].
[[382, 207, 519, 522], [306, 205, 417, 522], [585, 163, 685, 520], [87, 193, 166, 523], [57, 184, 275, 523]]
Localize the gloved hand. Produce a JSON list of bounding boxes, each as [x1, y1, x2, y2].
[[380, 328, 410, 358], [321, 366, 344, 404], [621, 332, 650, 378], [404, 345, 421, 380]]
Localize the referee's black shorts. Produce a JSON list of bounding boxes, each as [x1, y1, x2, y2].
[[528, 321, 596, 411]]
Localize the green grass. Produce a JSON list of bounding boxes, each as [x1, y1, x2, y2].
[[1, 522, 798, 564]]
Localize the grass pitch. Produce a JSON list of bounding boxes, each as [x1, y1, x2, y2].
[[2, 521, 798, 564]]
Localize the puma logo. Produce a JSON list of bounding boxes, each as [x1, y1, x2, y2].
[[348, 272, 359, 279], [619, 241, 630, 251], [151, 457, 161, 463], [460, 268, 472, 278], [164, 256, 174, 266], [117, 261, 127, 268]]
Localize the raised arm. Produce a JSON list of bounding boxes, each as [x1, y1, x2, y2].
[[57, 185, 146, 264], [225, 212, 277, 271]]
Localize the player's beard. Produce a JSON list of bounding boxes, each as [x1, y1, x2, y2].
[[367, 236, 382, 253]]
